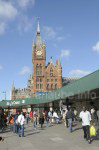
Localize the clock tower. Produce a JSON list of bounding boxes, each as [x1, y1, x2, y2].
[[11, 20, 62, 100], [32, 20, 46, 93]]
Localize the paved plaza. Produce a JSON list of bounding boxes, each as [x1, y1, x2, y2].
[[0, 123, 99, 150]]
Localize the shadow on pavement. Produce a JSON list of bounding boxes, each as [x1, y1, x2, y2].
[[25, 131, 40, 137], [72, 127, 82, 132]]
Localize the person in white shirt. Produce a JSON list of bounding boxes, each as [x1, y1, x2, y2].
[[48, 111, 52, 124], [79, 106, 91, 144], [18, 112, 25, 137], [53, 111, 59, 124]]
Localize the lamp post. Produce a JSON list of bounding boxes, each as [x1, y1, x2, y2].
[[2, 91, 6, 100]]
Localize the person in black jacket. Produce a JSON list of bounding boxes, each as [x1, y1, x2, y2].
[[66, 108, 74, 133]]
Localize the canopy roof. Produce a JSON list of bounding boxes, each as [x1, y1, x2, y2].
[[0, 70, 99, 108]]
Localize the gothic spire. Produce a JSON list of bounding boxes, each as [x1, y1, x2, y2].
[[36, 18, 41, 46], [12, 81, 15, 91], [50, 56, 53, 64], [37, 18, 40, 34]]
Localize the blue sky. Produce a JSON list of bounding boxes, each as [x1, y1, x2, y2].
[[0, 0, 99, 100]]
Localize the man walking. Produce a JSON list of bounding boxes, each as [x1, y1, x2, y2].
[[18, 112, 25, 137], [79, 106, 91, 144], [66, 108, 74, 133]]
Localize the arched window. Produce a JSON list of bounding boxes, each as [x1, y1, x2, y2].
[[51, 84, 53, 89], [36, 64, 42, 76], [50, 68, 53, 76], [55, 84, 57, 89], [40, 84, 43, 89], [47, 84, 49, 89], [40, 64, 42, 75], [36, 78, 39, 82], [40, 78, 42, 82], [36, 64, 39, 76], [36, 84, 39, 89]]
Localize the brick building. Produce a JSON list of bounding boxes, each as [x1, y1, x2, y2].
[[11, 20, 62, 100]]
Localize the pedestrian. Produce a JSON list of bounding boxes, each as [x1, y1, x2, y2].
[[9, 115, 14, 131], [33, 111, 37, 129], [90, 107, 95, 122], [26, 113, 29, 124], [14, 113, 19, 134], [66, 108, 74, 133], [48, 111, 52, 125], [53, 110, 60, 124], [79, 106, 92, 144], [39, 111, 44, 128], [18, 112, 25, 137], [97, 109, 99, 125], [0, 137, 4, 142], [44, 111, 49, 127], [30, 111, 33, 123], [74, 107, 78, 121], [93, 109, 98, 126]]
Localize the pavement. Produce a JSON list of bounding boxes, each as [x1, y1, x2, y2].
[[0, 122, 99, 150]]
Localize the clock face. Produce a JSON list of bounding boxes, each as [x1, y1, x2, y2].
[[36, 50, 42, 55]]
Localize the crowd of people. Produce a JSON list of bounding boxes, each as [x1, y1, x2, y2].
[[62, 106, 99, 144], [0, 106, 99, 144], [0, 109, 61, 138]]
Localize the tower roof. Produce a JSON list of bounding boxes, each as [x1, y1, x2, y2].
[[37, 19, 40, 34], [12, 81, 15, 91], [36, 19, 41, 46]]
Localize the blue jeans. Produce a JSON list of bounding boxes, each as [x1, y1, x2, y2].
[[18, 125, 24, 137], [46, 120, 48, 127], [68, 119, 72, 132], [33, 121, 37, 129]]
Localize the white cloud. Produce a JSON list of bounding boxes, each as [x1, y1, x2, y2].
[[43, 26, 56, 39], [69, 70, 91, 77], [60, 50, 70, 58], [0, 22, 6, 35], [19, 66, 31, 75], [17, 15, 33, 32], [17, 0, 35, 9], [0, 65, 3, 70], [0, 1, 18, 20], [93, 41, 99, 53]]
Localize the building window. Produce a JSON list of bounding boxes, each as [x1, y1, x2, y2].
[[40, 84, 43, 89], [36, 64, 39, 76], [40, 64, 42, 76], [47, 79, 49, 82], [40, 78, 42, 82], [36, 78, 39, 82], [47, 84, 49, 89], [51, 84, 53, 89], [51, 79, 53, 82], [55, 79, 57, 82], [36, 64, 42, 76], [55, 84, 57, 89], [36, 84, 39, 89], [50, 68, 53, 76]]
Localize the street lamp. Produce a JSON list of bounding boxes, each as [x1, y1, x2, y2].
[[2, 91, 6, 100]]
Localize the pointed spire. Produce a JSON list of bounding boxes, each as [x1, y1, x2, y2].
[[12, 81, 15, 91], [36, 18, 41, 46], [56, 59, 61, 67], [50, 56, 53, 64], [37, 18, 40, 34]]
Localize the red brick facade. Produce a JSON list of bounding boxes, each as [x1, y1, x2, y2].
[[11, 21, 62, 100]]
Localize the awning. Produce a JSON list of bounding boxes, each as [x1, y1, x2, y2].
[[0, 70, 99, 108]]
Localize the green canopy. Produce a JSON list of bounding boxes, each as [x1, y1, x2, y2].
[[0, 70, 99, 108]]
